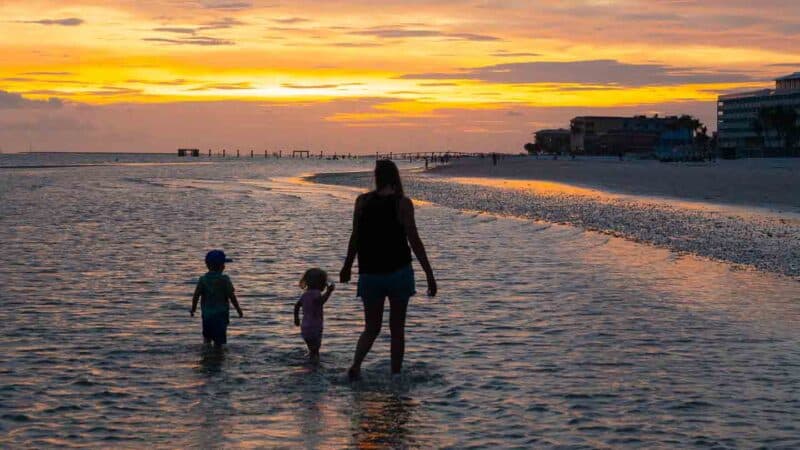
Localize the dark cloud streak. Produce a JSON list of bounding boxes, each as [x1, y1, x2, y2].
[[351, 26, 500, 42], [143, 36, 235, 46], [20, 17, 83, 26], [0, 90, 63, 109], [400, 60, 756, 86]]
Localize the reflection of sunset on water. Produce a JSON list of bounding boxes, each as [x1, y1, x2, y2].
[[2, 155, 800, 448]]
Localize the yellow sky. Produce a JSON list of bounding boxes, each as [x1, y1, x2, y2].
[[1, 0, 798, 152]]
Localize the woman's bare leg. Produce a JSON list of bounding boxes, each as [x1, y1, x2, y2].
[[389, 296, 408, 374], [349, 298, 384, 379]]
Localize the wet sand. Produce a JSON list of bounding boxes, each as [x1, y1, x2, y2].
[[429, 157, 800, 213], [314, 164, 800, 279]]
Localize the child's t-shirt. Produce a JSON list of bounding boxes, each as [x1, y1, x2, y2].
[[197, 271, 234, 317], [300, 289, 323, 332]]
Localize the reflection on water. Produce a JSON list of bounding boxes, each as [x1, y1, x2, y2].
[[1, 154, 799, 448], [352, 391, 415, 449], [193, 347, 230, 449]]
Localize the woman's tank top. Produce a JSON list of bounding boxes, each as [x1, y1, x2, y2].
[[357, 193, 412, 274]]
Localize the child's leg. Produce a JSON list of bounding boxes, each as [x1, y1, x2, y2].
[[303, 334, 322, 361], [202, 317, 213, 344], [205, 314, 228, 347]]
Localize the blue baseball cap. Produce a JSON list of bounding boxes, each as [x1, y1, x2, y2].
[[205, 250, 233, 265]]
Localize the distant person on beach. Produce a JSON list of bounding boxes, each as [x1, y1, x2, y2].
[[294, 268, 335, 362], [492, 152, 497, 166], [191, 250, 243, 347], [340, 160, 437, 380]]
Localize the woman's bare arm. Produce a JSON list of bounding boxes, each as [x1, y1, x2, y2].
[[399, 196, 437, 296], [340, 194, 365, 283]]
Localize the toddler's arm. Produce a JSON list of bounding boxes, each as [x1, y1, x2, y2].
[[294, 300, 302, 326], [190, 281, 201, 317], [321, 284, 335, 305]]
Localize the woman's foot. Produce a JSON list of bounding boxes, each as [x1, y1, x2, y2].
[[348, 366, 361, 381]]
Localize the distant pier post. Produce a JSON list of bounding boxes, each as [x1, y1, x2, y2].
[[236, 149, 240, 158], [250, 149, 254, 158], [223, 149, 226, 157], [265, 149, 268, 158]]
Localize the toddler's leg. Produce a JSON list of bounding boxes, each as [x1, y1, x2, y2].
[[304, 336, 321, 362]]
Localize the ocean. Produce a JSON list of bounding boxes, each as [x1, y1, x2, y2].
[[1, 153, 799, 448]]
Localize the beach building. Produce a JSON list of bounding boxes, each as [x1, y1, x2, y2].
[[718, 73, 800, 156], [177, 148, 200, 157], [569, 115, 694, 156], [533, 129, 570, 154]]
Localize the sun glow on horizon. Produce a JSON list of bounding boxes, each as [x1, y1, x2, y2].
[[1, 0, 798, 152]]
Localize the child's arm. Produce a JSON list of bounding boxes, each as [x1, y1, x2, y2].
[[294, 300, 302, 326], [227, 278, 243, 318], [321, 284, 335, 305], [190, 281, 201, 317], [230, 292, 243, 318]]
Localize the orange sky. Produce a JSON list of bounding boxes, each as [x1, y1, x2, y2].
[[1, 0, 799, 153]]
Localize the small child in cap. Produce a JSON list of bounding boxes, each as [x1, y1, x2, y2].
[[191, 250, 243, 346]]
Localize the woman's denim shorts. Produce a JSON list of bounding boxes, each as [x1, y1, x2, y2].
[[357, 264, 416, 302]]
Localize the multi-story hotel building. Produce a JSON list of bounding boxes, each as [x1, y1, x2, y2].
[[717, 73, 800, 156]]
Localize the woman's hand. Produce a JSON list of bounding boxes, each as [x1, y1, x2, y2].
[[426, 273, 437, 297], [340, 265, 351, 284]]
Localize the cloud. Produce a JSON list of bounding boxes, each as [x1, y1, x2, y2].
[[198, 1, 252, 10], [200, 17, 245, 29], [153, 27, 197, 34], [126, 78, 190, 86], [83, 87, 142, 96], [617, 13, 681, 22], [350, 26, 500, 42], [328, 42, 383, 48], [281, 83, 342, 89], [188, 82, 252, 91], [399, 60, 756, 86], [20, 17, 84, 26], [491, 51, 541, 57], [446, 33, 501, 42], [417, 82, 457, 87], [21, 71, 73, 76], [0, 90, 63, 109], [272, 17, 309, 24], [143, 36, 235, 46]]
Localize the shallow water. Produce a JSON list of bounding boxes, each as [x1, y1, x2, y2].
[[1, 154, 799, 448]]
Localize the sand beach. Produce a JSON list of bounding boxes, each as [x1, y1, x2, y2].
[[429, 156, 800, 212], [314, 157, 800, 278]]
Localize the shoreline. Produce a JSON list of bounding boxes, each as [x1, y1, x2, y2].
[[310, 166, 800, 279], [428, 156, 800, 214]]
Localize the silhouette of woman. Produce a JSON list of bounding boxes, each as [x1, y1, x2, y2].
[[340, 160, 437, 379]]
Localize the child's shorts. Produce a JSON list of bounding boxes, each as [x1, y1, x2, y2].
[[202, 313, 229, 345]]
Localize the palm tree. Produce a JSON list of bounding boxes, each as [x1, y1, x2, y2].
[[757, 106, 799, 155], [523, 142, 537, 155]]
